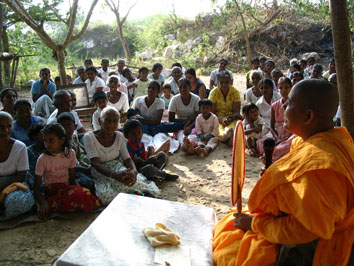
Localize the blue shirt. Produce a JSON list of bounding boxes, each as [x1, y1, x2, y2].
[[30, 79, 56, 99], [11, 116, 45, 146]]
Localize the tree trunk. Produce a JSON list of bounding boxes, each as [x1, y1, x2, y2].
[[330, 0, 354, 138], [233, 0, 252, 67], [2, 27, 10, 84], [117, 23, 131, 63], [56, 48, 68, 86]]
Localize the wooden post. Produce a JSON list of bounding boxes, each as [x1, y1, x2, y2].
[[330, 0, 354, 138]]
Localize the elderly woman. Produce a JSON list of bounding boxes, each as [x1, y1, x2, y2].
[[132, 81, 183, 135], [166, 66, 183, 95], [11, 99, 44, 146], [84, 107, 160, 205], [85, 66, 105, 103], [0, 111, 35, 220], [0, 88, 18, 119], [245, 70, 263, 104], [169, 78, 200, 140], [184, 67, 207, 99], [208, 71, 242, 146]]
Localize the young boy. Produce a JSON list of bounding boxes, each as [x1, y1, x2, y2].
[[183, 99, 219, 156], [92, 91, 109, 130], [242, 103, 265, 157], [47, 90, 86, 137], [98, 59, 110, 83], [31, 68, 56, 118], [271, 69, 283, 90], [161, 84, 172, 109], [123, 119, 178, 185], [57, 112, 95, 193]]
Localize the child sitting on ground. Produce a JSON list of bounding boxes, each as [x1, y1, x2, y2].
[[123, 119, 178, 186], [182, 99, 219, 156], [270, 77, 297, 161], [57, 112, 95, 193], [34, 123, 100, 219], [242, 103, 265, 157], [92, 91, 108, 130], [161, 84, 172, 122], [133, 67, 150, 96]]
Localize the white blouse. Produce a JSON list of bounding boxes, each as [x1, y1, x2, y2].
[[84, 131, 130, 162], [0, 140, 29, 176]]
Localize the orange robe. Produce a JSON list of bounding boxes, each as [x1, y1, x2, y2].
[[213, 127, 354, 266]]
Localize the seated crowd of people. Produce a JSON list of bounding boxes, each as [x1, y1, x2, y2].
[[0, 55, 341, 222]]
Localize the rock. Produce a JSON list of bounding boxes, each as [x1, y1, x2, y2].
[[46, 249, 57, 257], [137, 48, 154, 59], [164, 34, 176, 41], [216, 36, 225, 48], [163, 46, 174, 58], [192, 37, 203, 47], [301, 52, 320, 61], [184, 39, 193, 50]]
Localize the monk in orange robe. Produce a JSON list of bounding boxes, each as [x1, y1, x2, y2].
[[213, 79, 354, 266]]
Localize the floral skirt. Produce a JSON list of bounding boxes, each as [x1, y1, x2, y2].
[[91, 159, 161, 205], [44, 183, 100, 213], [0, 176, 35, 221]]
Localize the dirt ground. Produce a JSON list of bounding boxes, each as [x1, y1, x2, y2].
[[0, 73, 263, 265]]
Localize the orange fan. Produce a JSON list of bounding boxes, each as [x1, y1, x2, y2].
[[231, 120, 246, 213]]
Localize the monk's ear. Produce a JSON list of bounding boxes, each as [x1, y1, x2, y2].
[[304, 109, 315, 125]]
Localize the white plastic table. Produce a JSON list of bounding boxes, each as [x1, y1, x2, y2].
[[55, 193, 217, 266]]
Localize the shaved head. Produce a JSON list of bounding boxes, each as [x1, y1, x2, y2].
[[291, 79, 338, 121]]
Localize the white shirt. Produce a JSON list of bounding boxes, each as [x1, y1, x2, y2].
[[132, 96, 165, 121], [85, 76, 105, 101], [73, 77, 85, 84], [0, 140, 28, 176], [107, 92, 129, 113], [47, 109, 83, 130], [166, 77, 179, 95], [98, 67, 111, 83], [84, 131, 130, 162], [245, 87, 262, 104], [256, 92, 281, 129], [210, 69, 233, 83], [168, 93, 200, 120], [92, 108, 122, 131], [119, 73, 127, 84], [195, 113, 219, 137]]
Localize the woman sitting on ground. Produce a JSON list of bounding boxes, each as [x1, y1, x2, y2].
[[84, 107, 161, 205], [85, 66, 105, 103], [0, 88, 18, 119], [0, 111, 35, 220], [208, 71, 242, 146], [11, 99, 44, 146], [184, 67, 208, 99], [131, 81, 184, 136], [169, 78, 200, 143]]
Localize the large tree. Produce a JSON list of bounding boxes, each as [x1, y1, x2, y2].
[[104, 0, 136, 63], [330, 0, 354, 138], [4, 0, 98, 85]]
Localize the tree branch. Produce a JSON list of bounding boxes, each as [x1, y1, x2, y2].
[[121, 0, 137, 25], [70, 0, 99, 43], [63, 0, 78, 46], [4, 0, 57, 49]]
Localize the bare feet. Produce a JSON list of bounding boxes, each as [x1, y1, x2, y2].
[[156, 140, 171, 154], [183, 137, 196, 154], [195, 146, 204, 155]]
